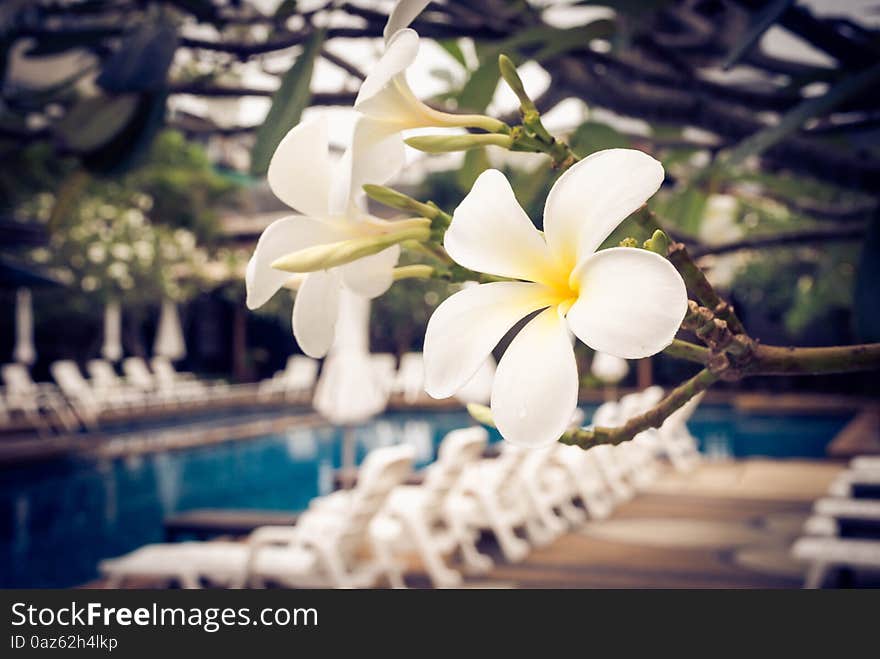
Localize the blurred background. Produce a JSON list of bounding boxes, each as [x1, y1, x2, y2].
[[1, 0, 878, 589]]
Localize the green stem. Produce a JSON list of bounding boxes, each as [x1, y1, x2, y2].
[[406, 133, 513, 153], [561, 368, 721, 449], [749, 343, 880, 375], [392, 265, 434, 281], [48, 168, 89, 231], [271, 226, 430, 273], [363, 184, 453, 233], [663, 339, 710, 364], [437, 112, 508, 134], [666, 241, 747, 335]]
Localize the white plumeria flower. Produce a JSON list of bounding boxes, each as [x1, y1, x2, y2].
[[423, 149, 688, 448], [245, 115, 408, 358], [355, 0, 505, 135], [384, 0, 431, 42]]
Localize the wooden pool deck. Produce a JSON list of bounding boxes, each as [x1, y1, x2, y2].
[[85, 458, 841, 589], [449, 460, 840, 589]]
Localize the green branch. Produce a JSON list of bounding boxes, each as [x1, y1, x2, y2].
[[666, 241, 747, 335], [749, 343, 880, 375], [663, 339, 710, 364], [560, 368, 721, 449]]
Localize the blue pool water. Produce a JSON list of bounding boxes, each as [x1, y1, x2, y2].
[[0, 406, 850, 588]]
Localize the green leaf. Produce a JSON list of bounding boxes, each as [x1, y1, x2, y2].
[[532, 21, 617, 60], [569, 121, 630, 157], [56, 94, 141, 153], [456, 148, 491, 192], [97, 22, 179, 93], [439, 39, 467, 68], [854, 215, 880, 342], [250, 29, 324, 176], [274, 0, 298, 21], [81, 92, 169, 175], [457, 58, 501, 113]]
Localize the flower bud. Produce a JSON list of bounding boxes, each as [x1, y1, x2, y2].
[[364, 184, 438, 219], [498, 54, 534, 113], [405, 133, 513, 153], [466, 403, 496, 428], [271, 227, 429, 273], [643, 229, 671, 256]]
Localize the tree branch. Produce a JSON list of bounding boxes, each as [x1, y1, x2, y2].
[[666, 241, 747, 334], [561, 368, 721, 448], [748, 343, 880, 375], [663, 339, 710, 364], [689, 224, 867, 257]]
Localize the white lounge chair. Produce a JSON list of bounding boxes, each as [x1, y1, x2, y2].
[[850, 456, 880, 473], [518, 445, 586, 534], [828, 470, 880, 498], [658, 392, 704, 472], [99, 444, 416, 588], [258, 355, 319, 402], [445, 445, 553, 566], [150, 357, 214, 402], [803, 497, 880, 539], [1, 363, 77, 433], [370, 353, 398, 397], [554, 444, 616, 520], [588, 403, 637, 501], [370, 427, 488, 587], [86, 359, 150, 410], [121, 357, 178, 405], [393, 352, 424, 404], [50, 360, 107, 429], [792, 536, 880, 588]]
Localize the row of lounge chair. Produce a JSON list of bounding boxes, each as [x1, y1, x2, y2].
[[98, 387, 702, 588], [792, 456, 880, 587], [259, 352, 427, 404], [0, 357, 231, 433]]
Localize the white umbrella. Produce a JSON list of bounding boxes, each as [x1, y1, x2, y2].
[[101, 300, 123, 362], [591, 351, 629, 402], [312, 289, 389, 489], [153, 299, 186, 361], [591, 351, 629, 385], [312, 289, 388, 425], [13, 287, 36, 365]]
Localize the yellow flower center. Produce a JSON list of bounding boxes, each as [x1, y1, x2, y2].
[[536, 261, 580, 316]]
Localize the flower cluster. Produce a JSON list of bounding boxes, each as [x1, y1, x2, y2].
[[27, 190, 231, 303], [245, 0, 689, 447]]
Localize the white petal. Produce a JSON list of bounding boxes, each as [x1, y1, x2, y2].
[[543, 149, 664, 267], [339, 244, 400, 298], [355, 29, 431, 127], [292, 270, 341, 358], [445, 169, 557, 283], [331, 118, 406, 215], [267, 116, 333, 216], [491, 308, 579, 448], [566, 247, 687, 359], [384, 0, 431, 42], [245, 216, 340, 309], [423, 281, 555, 399]]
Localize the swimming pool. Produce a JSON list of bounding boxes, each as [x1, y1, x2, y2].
[[0, 405, 850, 587]]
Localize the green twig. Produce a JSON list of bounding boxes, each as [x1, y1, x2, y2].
[[663, 339, 710, 364], [749, 343, 880, 375], [561, 368, 721, 449], [667, 241, 746, 335]]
